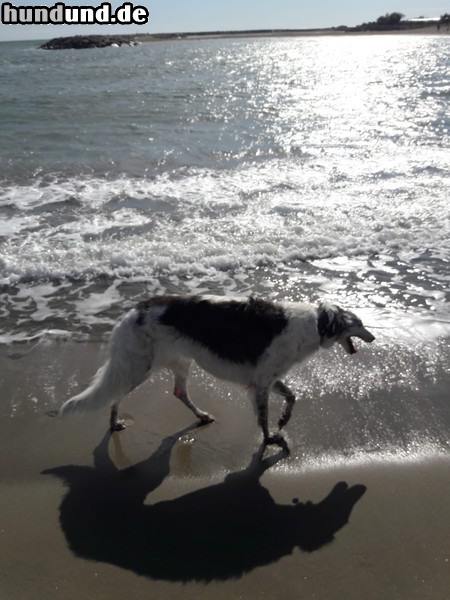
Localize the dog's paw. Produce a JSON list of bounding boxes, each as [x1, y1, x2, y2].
[[265, 432, 289, 452], [198, 413, 215, 426], [110, 419, 127, 432]]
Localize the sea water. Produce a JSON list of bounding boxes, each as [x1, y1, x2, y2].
[[1, 35, 449, 461]]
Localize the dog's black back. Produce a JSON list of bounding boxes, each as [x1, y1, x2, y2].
[[136, 295, 288, 364]]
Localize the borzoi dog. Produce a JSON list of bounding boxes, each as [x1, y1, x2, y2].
[[60, 295, 375, 448]]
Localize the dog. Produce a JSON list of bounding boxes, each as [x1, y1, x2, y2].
[[59, 295, 375, 448]]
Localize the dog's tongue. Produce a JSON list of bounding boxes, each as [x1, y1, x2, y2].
[[349, 338, 357, 354]]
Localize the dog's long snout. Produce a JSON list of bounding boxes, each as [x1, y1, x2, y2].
[[358, 327, 375, 343]]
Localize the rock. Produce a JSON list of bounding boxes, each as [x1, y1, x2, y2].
[[39, 35, 139, 50]]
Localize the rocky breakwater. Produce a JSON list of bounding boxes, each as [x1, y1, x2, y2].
[[40, 35, 141, 50]]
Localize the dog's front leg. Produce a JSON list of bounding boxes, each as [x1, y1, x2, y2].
[[254, 387, 288, 450], [273, 380, 296, 430]]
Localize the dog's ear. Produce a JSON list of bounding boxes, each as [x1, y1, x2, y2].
[[318, 303, 342, 340]]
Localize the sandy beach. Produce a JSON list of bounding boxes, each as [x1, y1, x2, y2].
[[0, 342, 448, 599]]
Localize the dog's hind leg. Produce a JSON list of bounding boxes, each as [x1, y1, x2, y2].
[[109, 353, 154, 432], [110, 402, 127, 432], [253, 387, 289, 451], [273, 380, 296, 430], [171, 360, 215, 425]]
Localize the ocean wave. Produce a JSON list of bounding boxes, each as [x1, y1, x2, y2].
[[1, 164, 449, 285]]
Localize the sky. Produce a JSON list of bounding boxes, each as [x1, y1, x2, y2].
[[1, 1, 448, 42]]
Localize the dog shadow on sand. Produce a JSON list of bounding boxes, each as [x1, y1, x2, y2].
[[44, 427, 366, 582]]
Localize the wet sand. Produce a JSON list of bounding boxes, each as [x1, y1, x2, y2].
[[0, 342, 448, 599]]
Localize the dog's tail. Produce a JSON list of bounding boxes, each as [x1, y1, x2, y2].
[[59, 358, 121, 417], [59, 311, 145, 418]]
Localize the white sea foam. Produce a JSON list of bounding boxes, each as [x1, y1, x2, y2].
[[1, 161, 449, 286], [0, 163, 449, 351]]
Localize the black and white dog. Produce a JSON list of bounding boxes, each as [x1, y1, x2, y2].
[[60, 295, 375, 448]]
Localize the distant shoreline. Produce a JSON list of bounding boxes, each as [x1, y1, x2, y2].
[[150, 24, 448, 40], [39, 25, 449, 49]]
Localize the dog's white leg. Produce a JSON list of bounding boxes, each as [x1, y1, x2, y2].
[[253, 387, 288, 450], [171, 361, 215, 425], [173, 378, 215, 425], [273, 380, 296, 430], [109, 350, 154, 432]]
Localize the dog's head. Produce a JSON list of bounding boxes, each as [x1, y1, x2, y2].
[[318, 303, 375, 354]]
